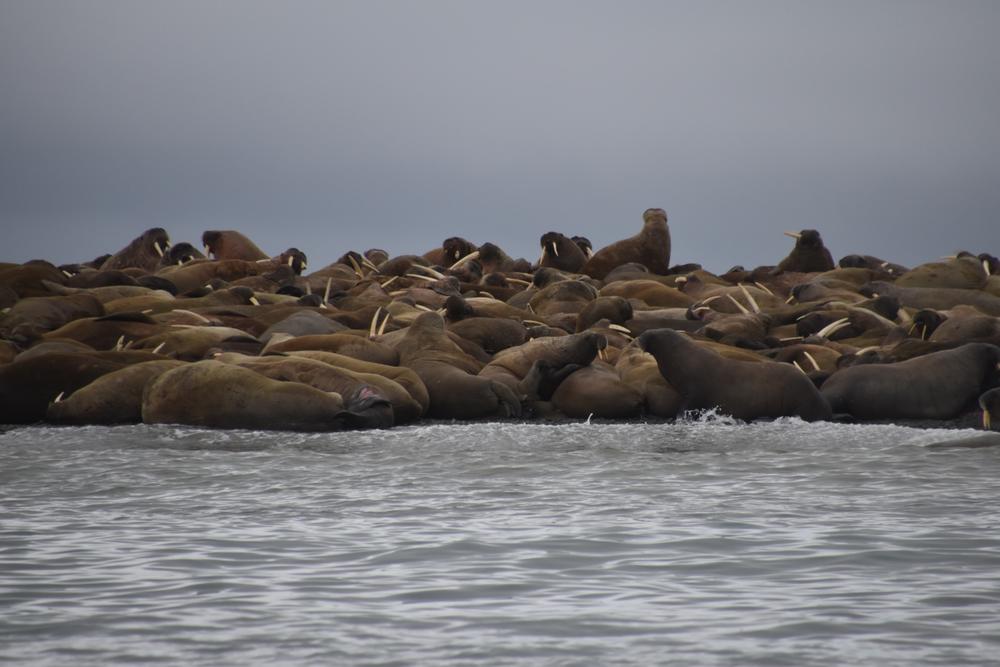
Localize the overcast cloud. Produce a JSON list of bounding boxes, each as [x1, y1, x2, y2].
[[1, 1, 998, 272]]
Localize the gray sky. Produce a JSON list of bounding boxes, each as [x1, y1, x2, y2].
[[2, 1, 998, 273]]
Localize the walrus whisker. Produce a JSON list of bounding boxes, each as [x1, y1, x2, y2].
[[726, 294, 751, 315], [803, 350, 821, 372], [753, 281, 774, 296], [816, 317, 850, 339], [449, 250, 480, 270], [738, 284, 761, 314]]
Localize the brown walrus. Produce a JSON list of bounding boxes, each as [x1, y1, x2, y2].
[[581, 208, 671, 280]]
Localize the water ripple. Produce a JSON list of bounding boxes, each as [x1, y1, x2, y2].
[[2, 420, 999, 665]]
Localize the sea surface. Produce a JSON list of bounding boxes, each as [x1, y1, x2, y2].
[[1, 416, 999, 666]]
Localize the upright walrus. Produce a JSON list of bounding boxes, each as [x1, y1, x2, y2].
[[637, 328, 832, 421], [774, 229, 835, 274], [581, 208, 671, 280]]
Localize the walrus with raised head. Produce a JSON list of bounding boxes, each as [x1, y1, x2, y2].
[[202, 230, 269, 261], [100, 228, 172, 273], [537, 232, 588, 273], [581, 208, 671, 280], [637, 328, 832, 421], [773, 229, 835, 274]]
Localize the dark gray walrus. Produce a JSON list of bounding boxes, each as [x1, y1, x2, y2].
[[820, 343, 1000, 421], [637, 328, 832, 421]]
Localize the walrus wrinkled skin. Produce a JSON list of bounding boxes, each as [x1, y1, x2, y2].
[[637, 328, 832, 422], [582, 208, 671, 280], [142, 360, 370, 431], [820, 343, 1000, 421]]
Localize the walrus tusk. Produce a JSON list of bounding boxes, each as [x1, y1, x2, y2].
[[177, 259, 184, 266], [506, 278, 531, 286], [479, 291, 497, 299], [526, 303, 535, 313], [816, 317, 850, 339], [323, 278, 332, 304], [701, 295, 720, 305], [738, 284, 761, 314], [250, 296, 261, 306], [454, 248, 461, 260], [984, 409, 992, 430], [378, 311, 390, 336], [674, 275, 688, 284], [388, 289, 407, 297], [61, 269, 74, 278], [154, 241, 164, 257], [792, 360, 805, 374], [171, 309, 212, 323], [405, 273, 438, 283], [726, 294, 751, 315], [753, 281, 774, 296], [53, 392, 65, 404], [608, 324, 632, 334], [897, 309, 912, 324], [907, 322, 918, 335], [598, 347, 607, 362], [522, 319, 546, 327], [204, 244, 212, 257], [348, 255, 364, 279], [369, 306, 383, 338], [305, 282, 312, 295], [410, 264, 446, 280], [785, 294, 796, 304], [537, 248, 546, 266], [414, 304, 433, 312], [152, 342, 166, 355], [300, 261, 307, 271], [450, 250, 480, 270], [803, 350, 821, 372], [984, 259, 992, 277], [921, 324, 927, 340], [551, 243, 559, 257], [115, 335, 125, 351], [783, 231, 802, 239], [380, 276, 399, 288], [779, 336, 804, 342]]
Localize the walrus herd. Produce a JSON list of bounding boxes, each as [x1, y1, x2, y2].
[[2, 210, 999, 432]]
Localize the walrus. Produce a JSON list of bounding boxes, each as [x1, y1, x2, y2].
[[479, 330, 607, 394], [863, 281, 1000, 317], [214, 355, 395, 429], [265, 333, 400, 366], [0, 352, 129, 423], [46, 359, 186, 425], [819, 343, 1000, 421], [980, 387, 1000, 430], [581, 208, 671, 280], [101, 228, 172, 273], [142, 360, 380, 431], [773, 229, 835, 274], [550, 362, 644, 419], [0, 293, 105, 345], [537, 232, 588, 273], [202, 230, 269, 261], [895, 255, 990, 290], [392, 312, 521, 420], [423, 237, 478, 267], [158, 242, 206, 268], [637, 328, 832, 421]]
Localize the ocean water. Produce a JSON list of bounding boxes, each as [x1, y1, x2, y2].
[[1, 416, 999, 666]]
